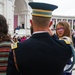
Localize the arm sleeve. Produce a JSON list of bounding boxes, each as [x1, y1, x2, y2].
[[52, 34, 59, 39]]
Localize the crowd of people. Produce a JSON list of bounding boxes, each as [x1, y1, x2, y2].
[[12, 35, 27, 43], [0, 1, 75, 75]]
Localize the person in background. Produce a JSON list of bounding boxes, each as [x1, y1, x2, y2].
[[20, 35, 26, 42], [7, 2, 72, 75], [17, 36, 21, 42], [71, 29, 75, 48], [56, 21, 73, 75], [13, 37, 19, 43], [0, 14, 11, 75]]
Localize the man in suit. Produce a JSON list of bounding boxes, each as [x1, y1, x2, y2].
[[6, 2, 72, 75]]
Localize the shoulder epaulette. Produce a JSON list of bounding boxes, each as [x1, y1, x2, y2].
[[59, 36, 71, 44], [63, 40, 71, 44], [11, 42, 18, 49], [11, 42, 20, 72]]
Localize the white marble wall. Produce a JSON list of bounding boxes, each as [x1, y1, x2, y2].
[[0, 0, 33, 36], [1, 0, 75, 36]]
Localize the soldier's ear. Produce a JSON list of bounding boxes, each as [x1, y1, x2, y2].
[[49, 21, 53, 27], [30, 19, 33, 26]]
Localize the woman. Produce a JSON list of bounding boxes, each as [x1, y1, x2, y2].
[[56, 21, 73, 75], [0, 14, 11, 75]]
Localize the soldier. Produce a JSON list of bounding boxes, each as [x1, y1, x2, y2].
[[7, 2, 72, 75]]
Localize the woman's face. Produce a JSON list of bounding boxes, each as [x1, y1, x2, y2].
[[56, 24, 65, 38]]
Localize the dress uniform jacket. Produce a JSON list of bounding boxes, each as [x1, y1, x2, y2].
[[7, 32, 72, 75]]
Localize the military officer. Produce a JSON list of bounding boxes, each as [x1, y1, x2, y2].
[[7, 2, 72, 75]]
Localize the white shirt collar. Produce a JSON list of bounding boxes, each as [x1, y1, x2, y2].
[[33, 31, 48, 34]]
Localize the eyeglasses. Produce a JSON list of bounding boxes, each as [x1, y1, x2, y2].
[[55, 28, 64, 31]]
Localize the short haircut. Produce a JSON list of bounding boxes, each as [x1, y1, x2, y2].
[[32, 16, 51, 27]]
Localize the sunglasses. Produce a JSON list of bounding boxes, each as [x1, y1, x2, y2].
[[55, 28, 64, 31]]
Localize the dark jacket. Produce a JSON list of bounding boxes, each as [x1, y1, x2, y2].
[[7, 32, 72, 75]]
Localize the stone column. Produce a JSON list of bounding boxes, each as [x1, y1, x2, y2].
[[24, 11, 31, 35], [5, 0, 14, 35]]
